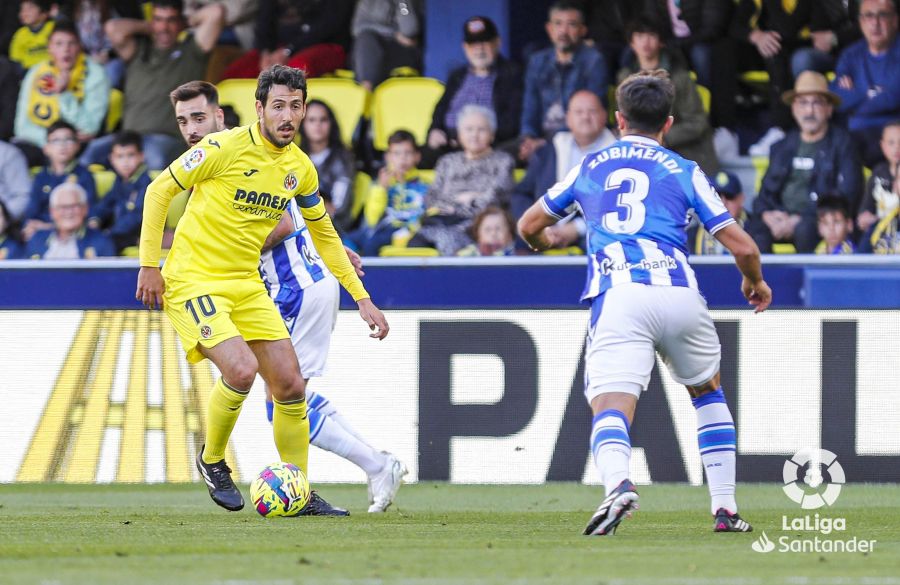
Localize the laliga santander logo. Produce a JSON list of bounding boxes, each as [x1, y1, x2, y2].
[[782, 448, 844, 509]]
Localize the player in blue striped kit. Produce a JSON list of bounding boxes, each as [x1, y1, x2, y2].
[[260, 200, 408, 514], [170, 80, 406, 514], [519, 70, 772, 536]]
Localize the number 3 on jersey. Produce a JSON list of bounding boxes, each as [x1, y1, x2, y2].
[[185, 295, 216, 323], [602, 168, 650, 234]]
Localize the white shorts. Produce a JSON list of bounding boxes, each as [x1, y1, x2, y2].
[[584, 282, 721, 402], [271, 272, 340, 379]]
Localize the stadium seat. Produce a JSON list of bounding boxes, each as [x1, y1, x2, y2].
[[350, 171, 372, 225], [751, 156, 769, 194], [740, 70, 770, 85], [307, 78, 370, 148], [370, 77, 444, 150], [92, 170, 116, 198], [378, 245, 440, 257], [216, 78, 258, 128], [695, 84, 711, 114], [543, 246, 584, 256], [772, 243, 797, 254], [105, 88, 123, 134]]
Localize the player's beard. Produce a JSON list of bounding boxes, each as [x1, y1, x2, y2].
[[264, 120, 298, 148]]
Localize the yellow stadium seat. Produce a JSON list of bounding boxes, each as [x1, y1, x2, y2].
[[378, 245, 440, 257], [105, 88, 123, 134], [370, 77, 444, 150], [751, 156, 769, 194], [772, 243, 797, 254], [216, 78, 258, 128], [543, 246, 584, 256], [695, 84, 711, 114], [350, 171, 372, 224], [607, 85, 618, 125], [514, 168, 525, 183], [740, 70, 770, 85], [307, 78, 370, 148], [92, 170, 116, 198]]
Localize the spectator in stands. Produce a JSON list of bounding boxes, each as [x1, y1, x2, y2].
[[13, 19, 110, 165], [87, 130, 150, 252], [863, 172, 900, 251], [349, 129, 428, 256], [424, 16, 523, 168], [688, 170, 748, 255], [352, 0, 423, 91], [858, 120, 900, 233], [9, 0, 54, 72], [583, 0, 641, 83], [80, 0, 224, 170], [728, 0, 828, 156], [23, 120, 97, 240], [299, 99, 355, 232], [640, 0, 732, 91], [184, 0, 258, 50], [831, 0, 900, 167], [519, 1, 607, 163], [815, 195, 856, 253], [456, 206, 516, 257], [59, 0, 144, 88], [0, 57, 19, 141], [0, 199, 24, 260], [748, 72, 862, 253], [24, 181, 115, 259], [511, 89, 615, 251], [222, 0, 351, 80], [617, 17, 718, 175], [409, 105, 515, 255], [0, 140, 31, 220]]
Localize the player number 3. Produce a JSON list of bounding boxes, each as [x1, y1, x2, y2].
[[185, 295, 217, 323], [602, 168, 650, 235]]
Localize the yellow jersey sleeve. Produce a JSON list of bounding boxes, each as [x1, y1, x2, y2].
[[298, 196, 369, 301], [139, 168, 183, 267]]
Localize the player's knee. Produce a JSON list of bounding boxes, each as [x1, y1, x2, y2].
[[686, 373, 720, 398], [270, 374, 306, 402], [227, 357, 259, 390]]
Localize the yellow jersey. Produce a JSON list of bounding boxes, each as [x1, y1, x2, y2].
[[140, 122, 368, 301], [9, 21, 53, 70]]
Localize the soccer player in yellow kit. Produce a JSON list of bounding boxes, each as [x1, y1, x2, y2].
[[136, 65, 389, 515]]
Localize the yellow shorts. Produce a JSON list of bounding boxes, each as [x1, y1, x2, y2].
[[164, 278, 288, 363]]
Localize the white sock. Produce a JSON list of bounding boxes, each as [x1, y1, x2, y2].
[[307, 391, 367, 442], [590, 409, 632, 496], [692, 389, 738, 515], [309, 408, 386, 475]]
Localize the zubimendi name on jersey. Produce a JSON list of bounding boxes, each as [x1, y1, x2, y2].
[[587, 144, 684, 175], [233, 188, 292, 219]]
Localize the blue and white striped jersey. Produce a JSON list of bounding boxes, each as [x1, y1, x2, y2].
[[541, 135, 734, 301], [259, 199, 329, 300]]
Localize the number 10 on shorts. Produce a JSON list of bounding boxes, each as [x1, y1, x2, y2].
[[185, 295, 217, 324]]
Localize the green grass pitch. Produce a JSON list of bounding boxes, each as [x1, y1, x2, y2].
[[1, 483, 898, 585]]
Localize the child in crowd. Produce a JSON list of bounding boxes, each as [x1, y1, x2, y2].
[[87, 131, 150, 252], [350, 130, 429, 255], [22, 120, 96, 240], [9, 0, 55, 71], [815, 196, 855, 255], [863, 173, 900, 254], [689, 171, 747, 255], [857, 121, 900, 234], [456, 206, 515, 257]]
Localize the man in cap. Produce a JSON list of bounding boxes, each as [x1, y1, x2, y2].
[[424, 16, 523, 166], [689, 171, 748, 255], [748, 71, 863, 253]]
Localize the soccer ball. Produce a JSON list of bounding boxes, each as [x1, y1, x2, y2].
[[250, 462, 311, 518]]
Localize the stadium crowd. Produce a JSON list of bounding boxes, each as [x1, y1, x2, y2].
[[2, 0, 900, 260]]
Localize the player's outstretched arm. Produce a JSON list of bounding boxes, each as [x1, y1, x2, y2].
[[357, 298, 389, 340], [714, 223, 772, 313], [517, 201, 561, 252]]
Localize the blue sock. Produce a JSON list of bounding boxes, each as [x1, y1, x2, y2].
[[590, 409, 632, 496], [265, 399, 274, 424], [692, 388, 737, 514]]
